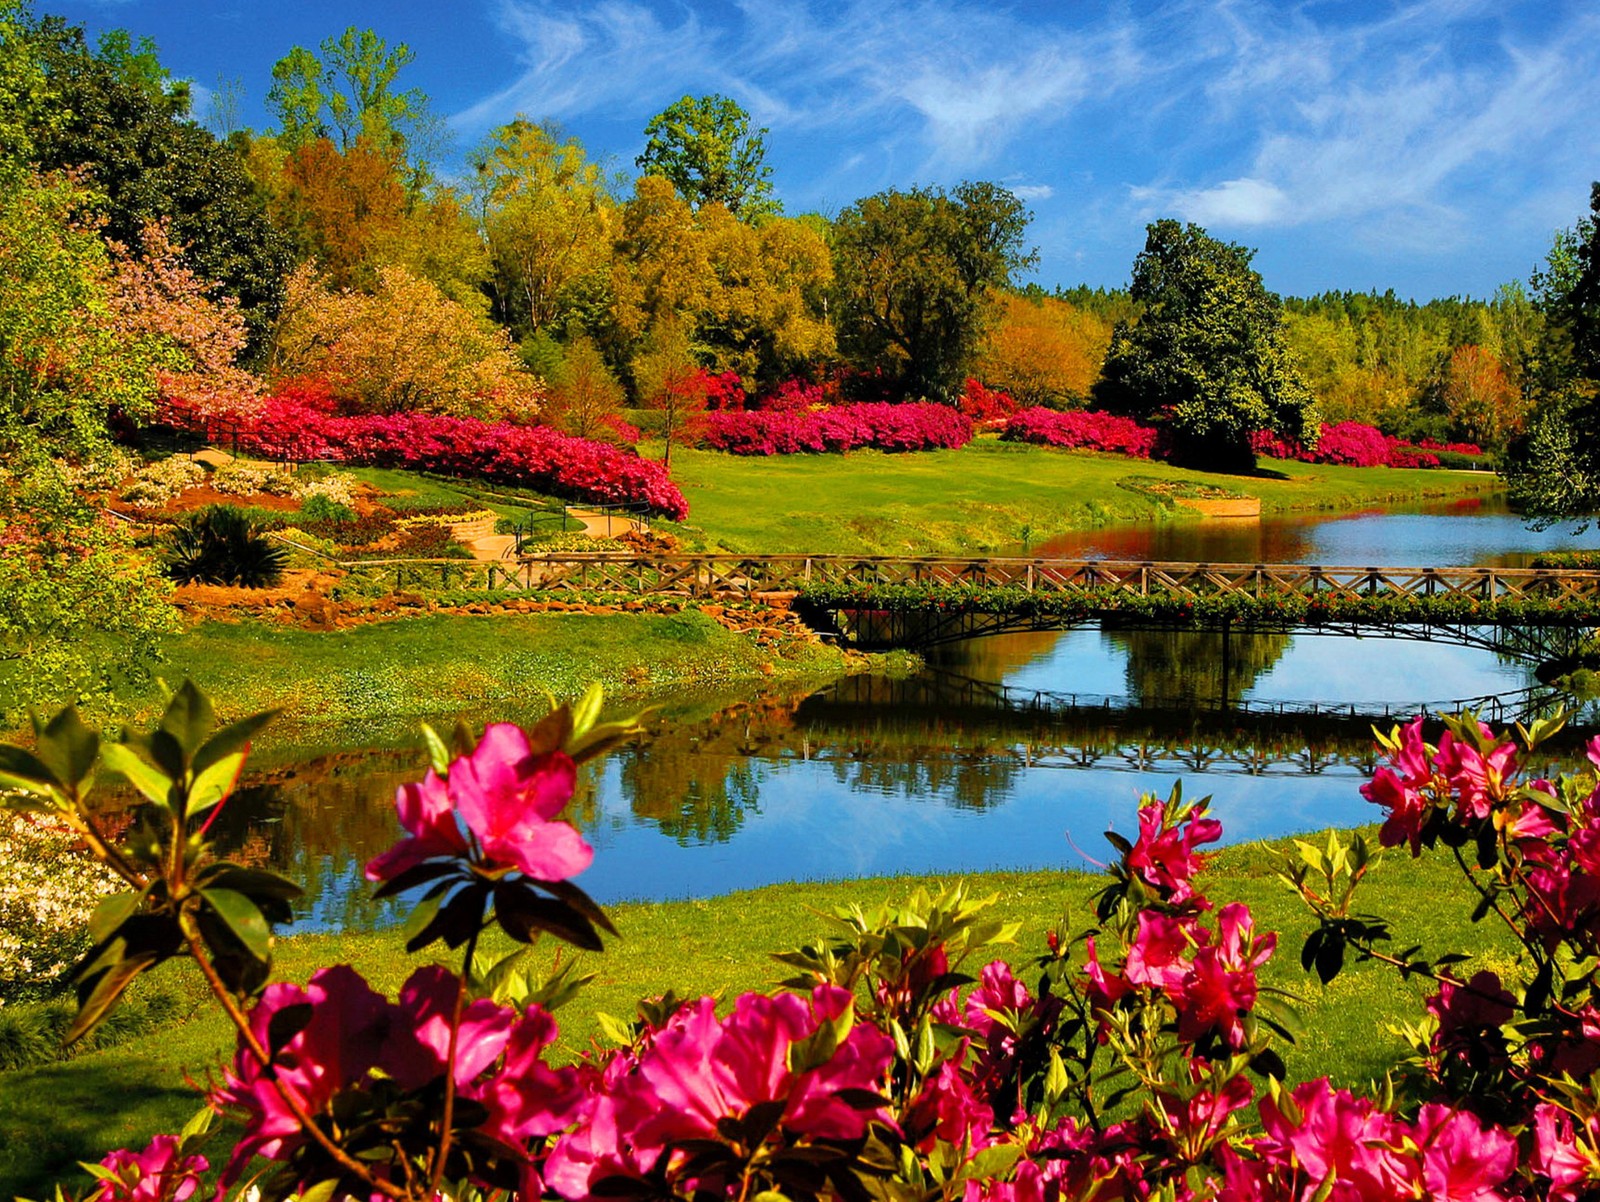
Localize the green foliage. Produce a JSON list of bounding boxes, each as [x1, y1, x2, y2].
[[1095, 219, 1318, 471], [833, 182, 1035, 401], [268, 27, 435, 172], [636, 93, 778, 218], [298, 494, 356, 524], [1503, 182, 1600, 523], [18, 11, 293, 342], [165, 506, 289, 588]]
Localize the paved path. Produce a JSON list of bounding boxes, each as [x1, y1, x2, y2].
[[462, 508, 647, 560]]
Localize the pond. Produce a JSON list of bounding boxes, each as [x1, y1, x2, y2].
[[202, 497, 1600, 934]]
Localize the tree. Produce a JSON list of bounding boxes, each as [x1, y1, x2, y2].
[[832, 182, 1035, 401], [472, 120, 616, 337], [269, 264, 543, 420], [631, 317, 707, 468], [0, 174, 175, 714], [20, 13, 293, 345], [976, 292, 1112, 407], [546, 335, 625, 441], [1094, 219, 1317, 471], [636, 94, 778, 218], [273, 135, 408, 289], [268, 28, 433, 165], [1502, 183, 1600, 522], [1437, 344, 1524, 450]]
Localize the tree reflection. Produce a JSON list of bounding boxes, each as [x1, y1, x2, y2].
[[619, 747, 762, 844], [1102, 626, 1291, 707]]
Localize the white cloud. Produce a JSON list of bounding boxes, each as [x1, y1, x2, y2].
[[1010, 184, 1055, 202], [1167, 177, 1288, 226]]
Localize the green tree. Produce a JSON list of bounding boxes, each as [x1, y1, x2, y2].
[[1094, 219, 1318, 471], [19, 13, 292, 345], [267, 27, 440, 176], [472, 120, 616, 337], [0, 174, 176, 715], [1503, 183, 1600, 522], [832, 182, 1035, 401], [636, 93, 778, 218], [631, 317, 706, 469]]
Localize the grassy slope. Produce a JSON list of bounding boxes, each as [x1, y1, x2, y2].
[[658, 440, 1501, 555], [137, 611, 850, 727], [0, 836, 1514, 1196]]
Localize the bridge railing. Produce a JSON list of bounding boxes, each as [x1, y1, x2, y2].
[[492, 553, 1600, 604]]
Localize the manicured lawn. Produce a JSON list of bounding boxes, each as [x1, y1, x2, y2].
[[0, 834, 1513, 1197], [657, 440, 1501, 554]]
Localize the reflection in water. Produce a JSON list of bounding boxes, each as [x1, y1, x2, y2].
[[1104, 627, 1292, 707], [153, 507, 1600, 930]]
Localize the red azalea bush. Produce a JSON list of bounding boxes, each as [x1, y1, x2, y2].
[[697, 370, 747, 412], [1002, 406, 1160, 457], [159, 393, 688, 520], [960, 378, 1019, 426], [13, 687, 1600, 1202], [1252, 421, 1453, 469], [754, 377, 827, 412], [702, 401, 973, 455]]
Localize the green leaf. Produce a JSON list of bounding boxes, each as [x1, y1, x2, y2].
[[571, 682, 604, 740], [594, 1011, 634, 1046], [0, 744, 62, 797], [99, 743, 174, 810], [35, 707, 99, 799], [188, 751, 247, 819], [66, 953, 161, 1045], [159, 681, 215, 760], [296, 1180, 340, 1202], [179, 1106, 215, 1140], [420, 722, 451, 777], [192, 710, 277, 778], [199, 888, 272, 963], [88, 890, 145, 943]]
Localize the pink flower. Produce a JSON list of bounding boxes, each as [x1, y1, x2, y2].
[[1125, 912, 1194, 992], [450, 724, 591, 880], [1127, 801, 1221, 903], [1179, 903, 1275, 1050], [365, 722, 592, 884], [1410, 1102, 1518, 1201], [364, 768, 468, 880], [1258, 1078, 1405, 1202], [1533, 1104, 1599, 1201], [381, 965, 515, 1089], [1362, 716, 1435, 853], [1435, 728, 1518, 820], [89, 1136, 207, 1202]]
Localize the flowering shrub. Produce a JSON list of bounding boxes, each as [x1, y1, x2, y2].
[[697, 370, 747, 412], [0, 812, 121, 1004], [959, 378, 1019, 426], [120, 457, 206, 507], [1002, 406, 1160, 457], [755, 377, 826, 412], [210, 462, 296, 498], [1252, 421, 1454, 468], [9, 688, 1600, 1201], [161, 397, 689, 520], [702, 402, 973, 455]]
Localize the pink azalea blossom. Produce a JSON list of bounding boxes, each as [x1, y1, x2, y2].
[[1435, 728, 1518, 820], [1126, 802, 1222, 903], [89, 1136, 207, 1202], [364, 768, 467, 881], [1410, 1101, 1518, 1201]]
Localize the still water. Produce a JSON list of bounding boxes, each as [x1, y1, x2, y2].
[[205, 500, 1600, 933]]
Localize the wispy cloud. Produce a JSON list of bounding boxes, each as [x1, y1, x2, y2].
[[457, 0, 1145, 172]]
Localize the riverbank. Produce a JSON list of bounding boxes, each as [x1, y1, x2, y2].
[[122, 608, 899, 729], [0, 834, 1513, 1197], [658, 441, 1503, 555]]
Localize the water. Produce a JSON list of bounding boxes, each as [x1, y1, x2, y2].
[[194, 500, 1600, 932]]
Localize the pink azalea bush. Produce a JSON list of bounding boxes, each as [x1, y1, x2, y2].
[[1002, 406, 1161, 457], [11, 688, 1600, 1201], [702, 401, 973, 455], [157, 389, 689, 519]]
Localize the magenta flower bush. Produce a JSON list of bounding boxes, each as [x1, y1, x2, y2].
[[6, 688, 1600, 1201], [702, 401, 973, 455], [1001, 406, 1160, 457], [160, 393, 689, 519]]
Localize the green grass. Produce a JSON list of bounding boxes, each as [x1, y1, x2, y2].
[[654, 440, 1501, 555], [0, 833, 1515, 1198], [131, 610, 852, 728]]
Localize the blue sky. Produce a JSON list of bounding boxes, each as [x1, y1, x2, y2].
[[49, 0, 1600, 300]]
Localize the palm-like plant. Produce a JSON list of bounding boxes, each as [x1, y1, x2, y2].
[[165, 505, 288, 587]]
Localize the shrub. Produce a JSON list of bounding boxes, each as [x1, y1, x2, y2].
[[120, 456, 206, 507], [702, 401, 973, 455], [210, 461, 296, 497], [298, 494, 357, 524], [293, 471, 359, 508], [1001, 406, 1160, 457], [959, 377, 1019, 425], [165, 505, 289, 587], [0, 812, 121, 1005], [160, 399, 690, 520]]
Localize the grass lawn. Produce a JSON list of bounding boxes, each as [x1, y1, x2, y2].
[[125, 610, 856, 729], [0, 833, 1515, 1197], [656, 440, 1502, 555]]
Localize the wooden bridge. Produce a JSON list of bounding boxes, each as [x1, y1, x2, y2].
[[344, 552, 1600, 664]]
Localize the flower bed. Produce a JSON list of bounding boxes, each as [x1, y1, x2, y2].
[[159, 397, 690, 520], [701, 401, 972, 455]]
